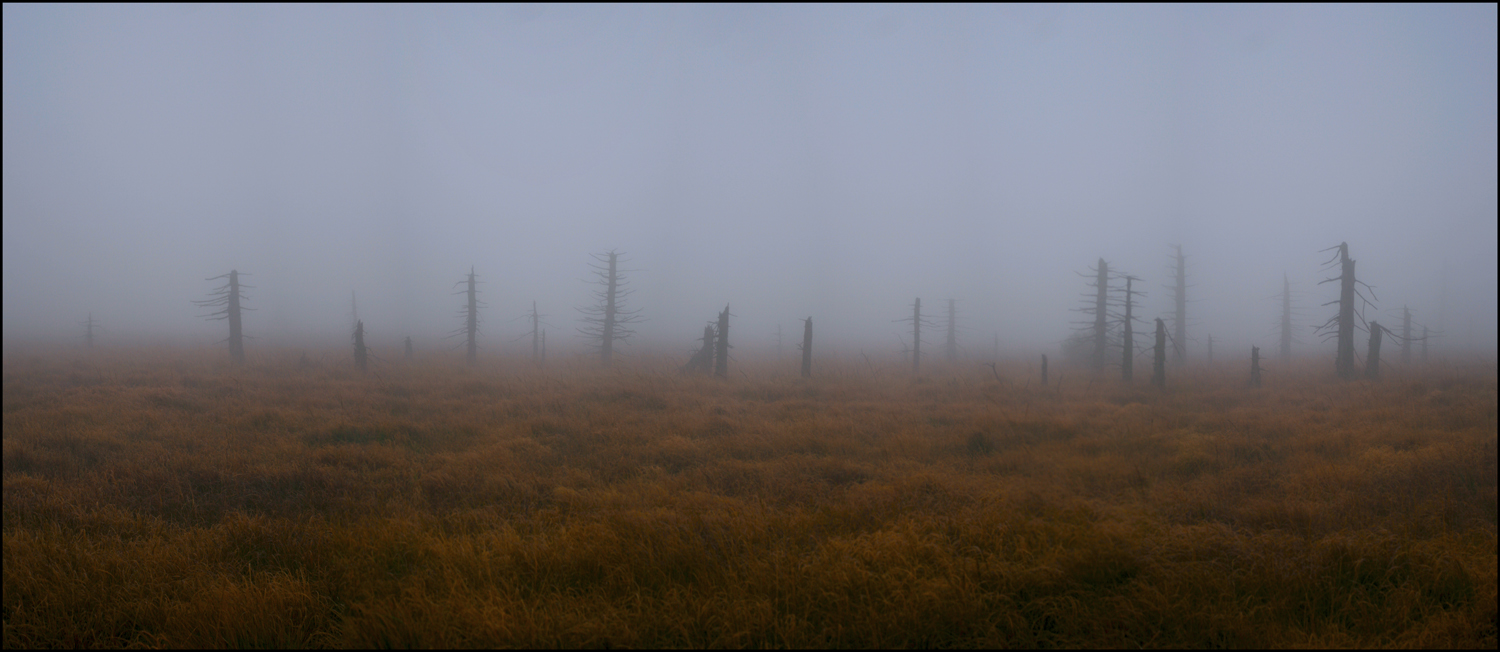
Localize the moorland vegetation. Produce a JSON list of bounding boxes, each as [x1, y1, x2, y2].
[[3, 345, 1495, 647]]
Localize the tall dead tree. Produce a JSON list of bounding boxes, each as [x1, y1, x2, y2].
[[353, 320, 368, 372], [944, 299, 958, 363], [1250, 346, 1262, 387], [1280, 273, 1294, 362], [449, 267, 484, 364], [578, 250, 641, 366], [525, 301, 552, 364], [1316, 243, 1377, 380], [896, 298, 934, 375], [1169, 245, 1188, 366], [1116, 275, 1145, 382], [1151, 318, 1167, 388], [193, 270, 253, 365], [1072, 259, 1112, 372], [714, 305, 731, 378], [800, 317, 813, 378], [1365, 321, 1383, 379]]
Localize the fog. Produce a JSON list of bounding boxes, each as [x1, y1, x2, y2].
[[5, 4, 1496, 361]]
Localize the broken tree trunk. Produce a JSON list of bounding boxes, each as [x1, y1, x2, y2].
[[1250, 345, 1261, 388], [1280, 273, 1293, 362], [686, 324, 715, 373], [714, 305, 730, 378], [1337, 248, 1357, 378], [1366, 321, 1382, 380], [913, 298, 923, 376]]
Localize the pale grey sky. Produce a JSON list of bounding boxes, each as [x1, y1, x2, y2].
[[5, 4, 1496, 359]]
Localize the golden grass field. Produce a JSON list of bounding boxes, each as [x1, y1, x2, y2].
[[3, 344, 1495, 648]]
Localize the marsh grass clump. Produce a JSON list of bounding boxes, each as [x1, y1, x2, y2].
[[2, 345, 1495, 648]]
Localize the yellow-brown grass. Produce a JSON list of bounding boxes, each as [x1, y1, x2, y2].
[[4, 345, 1495, 647]]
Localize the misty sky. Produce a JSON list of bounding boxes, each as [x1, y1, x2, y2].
[[4, 4, 1496, 359]]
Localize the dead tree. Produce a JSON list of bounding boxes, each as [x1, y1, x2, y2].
[[1421, 325, 1429, 362], [448, 267, 484, 364], [714, 305, 731, 378], [80, 313, 99, 350], [524, 301, 555, 364], [685, 323, 716, 374], [800, 317, 813, 378], [192, 270, 253, 365], [1315, 243, 1377, 380], [1151, 317, 1166, 388], [944, 299, 958, 363], [1071, 259, 1112, 372], [1280, 273, 1294, 362], [353, 320, 368, 372], [1169, 245, 1189, 366], [1116, 274, 1145, 382], [1250, 345, 1261, 387], [1365, 321, 1383, 379], [895, 298, 935, 375], [577, 250, 642, 366]]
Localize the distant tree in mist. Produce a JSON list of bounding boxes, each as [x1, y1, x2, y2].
[[800, 317, 813, 378], [353, 320, 368, 372], [448, 267, 484, 364], [895, 298, 935, 376], [1071, 259, 1111, 372], [80, 313, 99, 350], [1151, 317, 1167, 388], [944, 299, 958, 363], [1116, 275, 1146, 383], [1168, 245, 1189, 366], [577, 250, 641, 367], [192, 270, 253, 365]]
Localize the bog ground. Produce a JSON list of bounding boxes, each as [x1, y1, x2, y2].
[[3, 346, 1495, 648]]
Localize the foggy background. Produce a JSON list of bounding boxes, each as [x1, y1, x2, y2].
[[5, 4, 1496, 361]]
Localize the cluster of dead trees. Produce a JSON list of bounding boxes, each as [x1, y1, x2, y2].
[[181, 242, 1438, 384]]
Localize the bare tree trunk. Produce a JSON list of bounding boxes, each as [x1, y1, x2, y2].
[[1121, 276, 1134, 382], [1365, 321, 1382, 380], [1093, 260, 1108, 372], [687, 324, 715, 373], [602, 254, 617, 366], [1280, 273, 1293, 362], [801, 317, 812, 378], [228, 271, 244, 364], [1250, 345, 1261, 388], [1336, 246, 1357, 379], [714, 305, 730, 378], [353, 320, 367, 372], [467, 272, 478, 363], [82, 313, 97, 350], [1152, 318, 1166, 388], [913, 298, 923, 376]]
